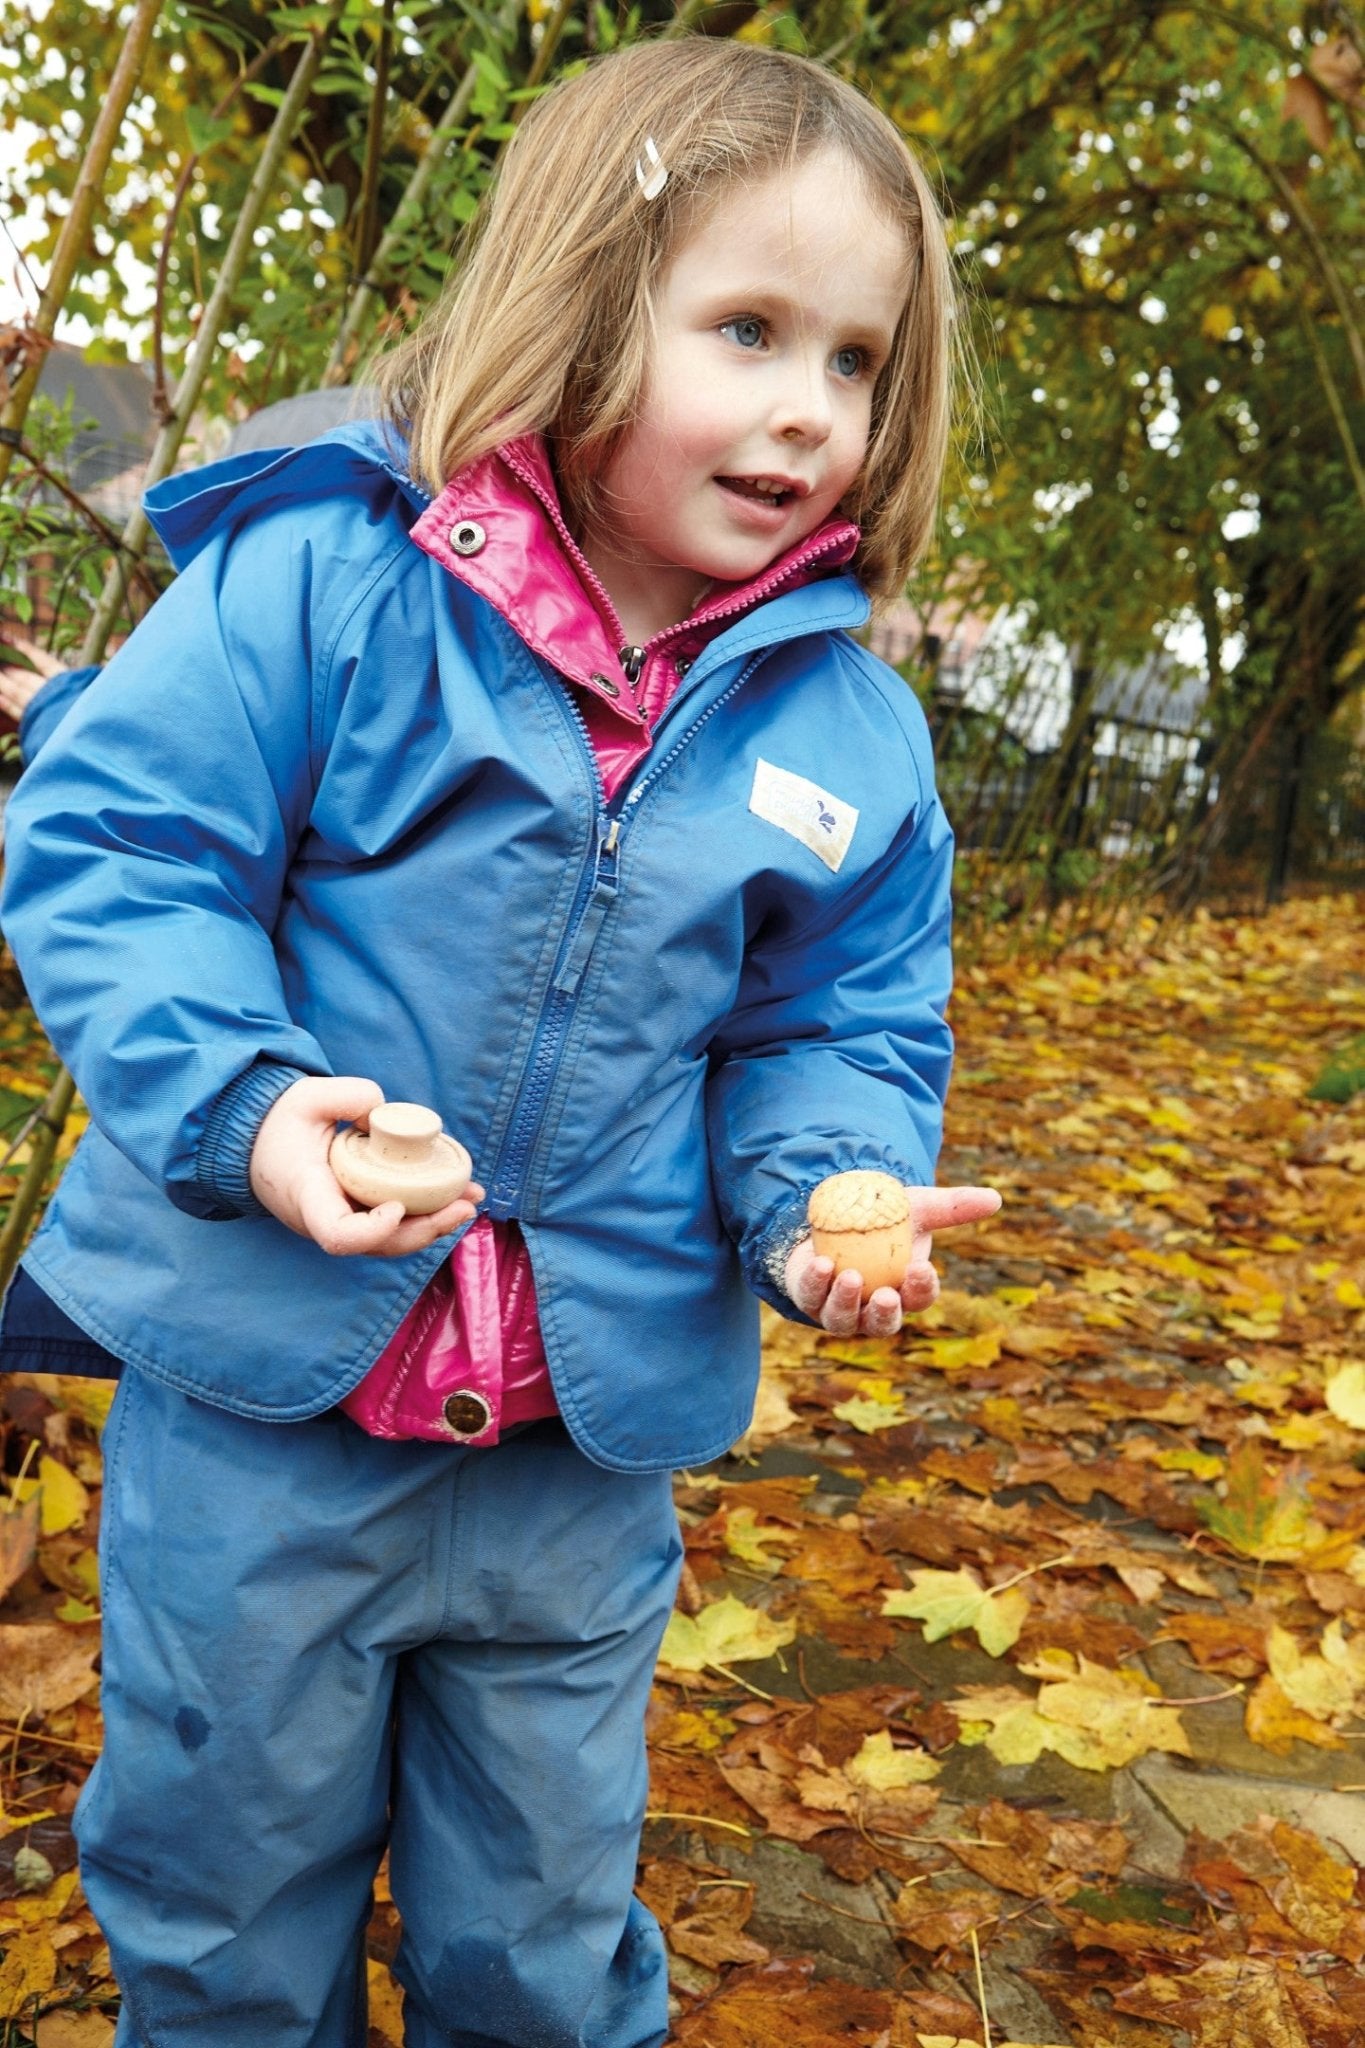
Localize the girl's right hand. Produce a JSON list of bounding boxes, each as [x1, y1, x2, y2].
[[249, 1076, 484, 1257]]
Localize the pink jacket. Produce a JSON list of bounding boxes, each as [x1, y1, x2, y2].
[[341, 434, 857, 1443]]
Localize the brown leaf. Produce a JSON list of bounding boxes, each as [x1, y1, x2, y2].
[[0, 1493, 40, 1605], [670, 1885, 769, 1970], [1115, 1957, 1312, 2046], [952, 1799, 1129, 1897], [1156, 1609, 1271, 1679], [671, 1961, 898, 2045], [890, 1880, 1000, 1956], [0, 1623, 100, 1719], [778, 1523, 900, 1600], [647, 1747, 754, 1831], [34, 2015, 117, 2048]]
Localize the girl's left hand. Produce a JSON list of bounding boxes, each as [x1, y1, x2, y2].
[[783, 1183, 1002, 1338]]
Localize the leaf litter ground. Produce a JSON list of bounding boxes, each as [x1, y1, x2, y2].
[[1, 896, 1363, 2047]]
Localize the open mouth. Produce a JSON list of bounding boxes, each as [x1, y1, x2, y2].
[[716, 475, 797, 507]]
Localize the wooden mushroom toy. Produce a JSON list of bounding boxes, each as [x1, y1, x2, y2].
[[807, 1171, 912, 1301], [329, 1102, 472, 1217]]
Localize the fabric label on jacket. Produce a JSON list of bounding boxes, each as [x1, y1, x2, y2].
[[748, 758, 859, 874]]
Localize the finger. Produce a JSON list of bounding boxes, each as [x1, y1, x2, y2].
[[298, 1172, 403, 1254], [378, 1195, 482, 1255], [819, 1267, 864, 1336], [899, 1261, 940, 1313], [910, 1186, 1002, 1234], [1, 631, 43, 659], [789, 1251, 835, 1318], [291, 1074, 386, 1129], [860, 1285, 903, 1338]]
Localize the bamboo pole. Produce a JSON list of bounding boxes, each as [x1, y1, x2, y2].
[[0, 0, 347, 1297], [0, 0, 164, 491]]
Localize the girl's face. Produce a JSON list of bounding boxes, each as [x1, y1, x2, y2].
[[582, 148, 909, 642]]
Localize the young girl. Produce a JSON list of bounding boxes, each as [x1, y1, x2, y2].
[[2, 36, 999, 2048]]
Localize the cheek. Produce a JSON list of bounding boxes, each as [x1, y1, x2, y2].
[[829, 407, 875, 496]]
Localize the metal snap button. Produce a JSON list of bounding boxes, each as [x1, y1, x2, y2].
[[449, 520, 486, 556], [590, 672, 621, 699], [442, 1389, 493, 1436]]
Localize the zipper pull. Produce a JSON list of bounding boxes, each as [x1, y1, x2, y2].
[[619, 645, 645, 684], [552, 819, 623, 998]]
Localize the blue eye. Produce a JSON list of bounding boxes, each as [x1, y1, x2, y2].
[[833, 346, 866, 379], [722, 316, 765, 349]]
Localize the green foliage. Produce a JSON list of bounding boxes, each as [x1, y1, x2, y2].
[[4, 0, 1362, 919], [1308, 1033, 1365, 1104]]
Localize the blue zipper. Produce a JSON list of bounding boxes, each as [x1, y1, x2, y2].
[[620, 650, 765, 818], [486, 649, 766, 1215], [485, 687, 614, 1214]]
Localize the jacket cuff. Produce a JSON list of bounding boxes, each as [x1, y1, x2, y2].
[[751, 1190, 820, 1326], [193, 1059, 314, 1219]]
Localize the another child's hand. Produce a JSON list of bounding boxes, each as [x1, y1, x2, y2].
[[783, 1183, 1001, 1338], [0, 632, 64, 722], [249, 1077, 485, 1257]]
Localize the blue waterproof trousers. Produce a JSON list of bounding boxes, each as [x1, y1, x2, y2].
[[76, 1367, 683, 2047]]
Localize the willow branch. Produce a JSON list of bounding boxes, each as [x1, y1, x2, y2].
[[0, 0, 163, 489], [322, 0, 524, 386], [81, 0, 348, 665], [150, 32, 291, 416]]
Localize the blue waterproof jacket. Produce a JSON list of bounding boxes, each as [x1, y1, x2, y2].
[[1, 422, 954, 1473]]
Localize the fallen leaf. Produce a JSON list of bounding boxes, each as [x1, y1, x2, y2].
[[1199, 1444, 1332, 1562], [1266, 1620, 1365, 1727], [845, 1728, 941, 1790], [950, 1655, 1194, 1773], [365, 1956, 403, 2046], [1245, 1673, 1347, 1754], [34, 2015, 117, 2048], [0, 1927, 58, 2020], [883, 1567, 1031, 1656], [1326, 1363, 1365, 1430], [0, 1492, 40, 1603], [659, 1596, 796, 1676], [0, 1624, 100, 1719]]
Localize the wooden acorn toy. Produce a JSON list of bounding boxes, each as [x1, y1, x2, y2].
[[807, 1171, 913, 1301], [329, 1102, 473, 1216]]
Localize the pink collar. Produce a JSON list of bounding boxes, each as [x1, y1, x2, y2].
[[410, 433, 859, 727]]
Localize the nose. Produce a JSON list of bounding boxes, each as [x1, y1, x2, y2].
[[769, 348, 833, 447]]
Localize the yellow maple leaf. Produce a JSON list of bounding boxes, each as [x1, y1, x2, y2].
[[951, 1656, 1193, 1774], [0, 1927, 57, 2021], [832, 1377, 909, 1433], [722, 1507, 797, 1572], [659, 1595, 796, 1676], [1267, 1622, 1365, 1728], [1327, 1364, 1365, 1429], [923, 1330, 1003, 1371], [883, 1568, 1030, 1656], [365, 1957, 405, 2047], [34, 1456, 90, 1538], [845, 1729, 941, 1790], [1152, 1446, 1224, 1481]]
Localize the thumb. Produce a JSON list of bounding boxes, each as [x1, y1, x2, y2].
[[285, 1074, 386, 1129]]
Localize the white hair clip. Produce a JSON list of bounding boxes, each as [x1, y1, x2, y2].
[[635, 136, 668, 201]]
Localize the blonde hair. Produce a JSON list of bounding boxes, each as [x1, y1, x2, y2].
[[376, 37, 967, 602]]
